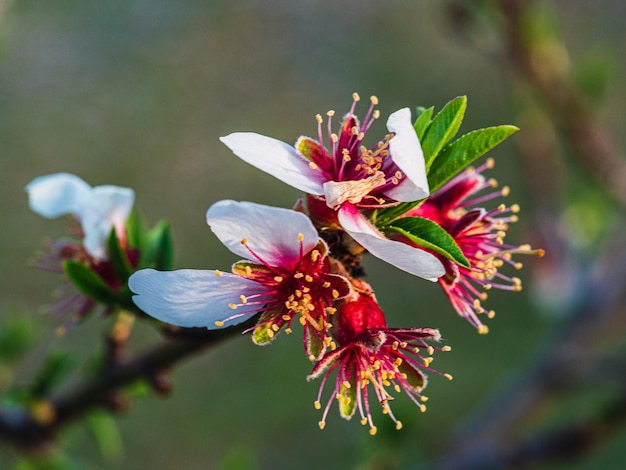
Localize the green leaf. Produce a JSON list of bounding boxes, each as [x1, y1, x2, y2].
[[124, 207, 148, 249], [142, 221, 174, 270], [86, 411, 124, 462], [0, 316, 34, 362], [422, 96, 467, 170], [428, 125, 519, 192], [373, 201, 422, 227], [386, 216, 469, 267], [31, 351, 75, 397], [107, 229, 132, 283], [63, 260, 118, 305], [413, 106, 434, 141]]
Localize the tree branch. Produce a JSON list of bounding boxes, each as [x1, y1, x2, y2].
[[0, 321, 253, 452]]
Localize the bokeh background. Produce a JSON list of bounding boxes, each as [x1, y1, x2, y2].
[[1, 0, 625, 468]]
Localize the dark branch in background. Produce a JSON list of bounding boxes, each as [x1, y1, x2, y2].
[[432, 0, 626, 468], [495, 0, 626, 211], [0, 319, 255, 453]]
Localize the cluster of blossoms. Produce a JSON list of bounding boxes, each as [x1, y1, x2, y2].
[[29, 93, 541, 433]]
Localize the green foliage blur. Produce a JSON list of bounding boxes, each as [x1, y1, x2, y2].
[[1, 1, 624, 468]]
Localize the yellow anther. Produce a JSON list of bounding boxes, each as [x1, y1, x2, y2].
[[299, 317, 307, 326], [309, 162, 318, 170], [342, 380, 351, 389], [351, 126, 359, 136], [214, 269, 222, 277], [392, 341, 399, 350], [369, 426, 377, 436], [245, 266, 252, 276], [322, 281, 331, 288], [285, 328, 293, 334], [423, 357, 434, 367], [427, 346, 434, 355], [314, 401, 321, 410], [487, 310, 496, 319], [315, 114, 323, 124], [331, 133, 338, 143], [497, 204, 506, 211], [31, 401, 56, 425], [419, 404, 427, 412], [318, 421, 326, 430], [478, 325, 489, 335], [271, 323, 280, 332], [228, 303, 237, 309], [309, 354, 316, 361], [274, 276, 284, 283], [511, 203, 520, 213], [327, 110, 335, 117], [501, 186, 510, 197], [294, 272, 304, 279], [395, 421, 403, 430], [420, 396, 429, 402], [488, 178, 498, 188], [372, 110, 380, 119], [442, 345, 452, 352], [370, 95, 379, 105], [332, 289, 340, 299], [360, 418, 368, 426], [394, 358, 403, 367], [266, 329, 274, 338], [444, 373, 454, 381], [214, 321, 224, 327], [486, 157, 495, 169], [352, 92, 360, 102], [297, 233, 304, 242], [325, 307, 336, 315], [311, 250, 320, 261], [239, 295, 248, 303], [305, 275, 313, 283], [240, 237, 248, 245]]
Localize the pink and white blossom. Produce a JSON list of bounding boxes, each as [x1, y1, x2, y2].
[[26, 173, 134, 260], [129, 200, 351, 360], [220, 94, 444, 281]]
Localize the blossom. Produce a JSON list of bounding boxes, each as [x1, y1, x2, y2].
[[129, 200, 351, 360], [408, 159, 544, 333], [308, 289, 451, 435], [26, 173, 137, 325], [26, 173, 134, 260], [220, 93, 444, 281]]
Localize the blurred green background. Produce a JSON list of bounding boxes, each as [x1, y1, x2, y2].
[[1, 0, 625, 468]]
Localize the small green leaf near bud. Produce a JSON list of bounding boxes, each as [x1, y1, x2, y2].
[[428, 125, 519, 192], [386, 217, 470, 268]]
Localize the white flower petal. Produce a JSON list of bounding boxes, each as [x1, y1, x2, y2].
[[81, 186, 135, 259], [207, 200, 319, 269], [338, 204, 444, 281], [25, 173, 91, 219], [385, 108, 429, 201], [129, 269, 268, 329], [220, 132, 325, 195]]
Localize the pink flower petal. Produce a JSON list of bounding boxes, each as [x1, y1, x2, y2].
[[220, 132, 326, 195], [338, 204, 444, 281], [129, 268, 268, 328], [384, 108, 429, 202], [207, 200, 320, 270]]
